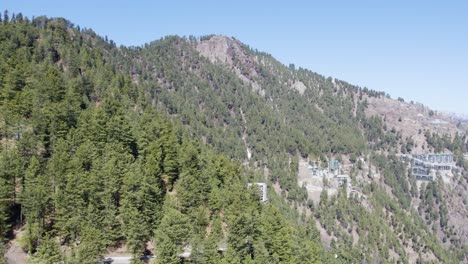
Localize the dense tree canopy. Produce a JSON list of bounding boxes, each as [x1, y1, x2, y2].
[[0, 12, 466, 263]]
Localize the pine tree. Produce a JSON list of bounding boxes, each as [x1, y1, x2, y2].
[[0, 150, 20, 241], [261, 206, 294, 263], [33, 233, 62, 263], [120, 139, 165, 253], [176, 142, 209, 211], [160, 119, 179, 189], [21, 157, 50, 253], [227, 212, 257, 261], [155, 205, 190, 264]]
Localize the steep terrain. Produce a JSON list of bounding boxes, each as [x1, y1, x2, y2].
[[362, 95, 468, 248], [188, 35, 468, 262], [0, 13, 467, 263], [365, 95, 466, 152], [110, 33, 468, 262]]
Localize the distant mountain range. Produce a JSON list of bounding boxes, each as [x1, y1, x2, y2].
[[446, 112, 468, 123]]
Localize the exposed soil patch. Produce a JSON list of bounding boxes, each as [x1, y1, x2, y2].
[[5, 229, 28, 264], [364, 96, 467, 152]]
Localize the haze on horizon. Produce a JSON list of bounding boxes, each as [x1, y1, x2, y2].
[[3, 0, 468, 114]]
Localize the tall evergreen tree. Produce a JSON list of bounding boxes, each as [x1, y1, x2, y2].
[[21, 156, 50, 253]]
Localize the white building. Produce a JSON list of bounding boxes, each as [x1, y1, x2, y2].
[[248, 183, 268, 203]]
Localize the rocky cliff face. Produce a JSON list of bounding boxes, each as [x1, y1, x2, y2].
[[195, 35, 246, 66]]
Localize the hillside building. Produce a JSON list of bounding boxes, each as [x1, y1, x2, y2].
[[400, 153, 454, 181], [248, 183, 268, 203]]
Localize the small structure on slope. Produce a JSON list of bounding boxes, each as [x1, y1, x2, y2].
[[248, 182, 268, 203]]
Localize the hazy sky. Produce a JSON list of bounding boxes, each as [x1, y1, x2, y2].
[[3, 1, 468, 114]]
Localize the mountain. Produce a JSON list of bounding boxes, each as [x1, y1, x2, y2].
[[0, 13, 467, 263], [446, 112, 468, 124]]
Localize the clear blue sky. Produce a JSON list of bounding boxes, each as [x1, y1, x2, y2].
[[3, 0, 468, 114]]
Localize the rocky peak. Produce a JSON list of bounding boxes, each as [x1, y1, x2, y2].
[[195, 35, 247, 66]]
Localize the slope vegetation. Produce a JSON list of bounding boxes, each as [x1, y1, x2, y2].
[[1, 13, 467, 263]]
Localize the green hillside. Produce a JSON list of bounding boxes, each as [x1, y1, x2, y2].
[[0, 13, 467, 263]]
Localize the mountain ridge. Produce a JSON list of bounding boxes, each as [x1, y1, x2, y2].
[[0, 14, 467, 263]]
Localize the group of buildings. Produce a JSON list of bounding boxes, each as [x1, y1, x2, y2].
[[401, 153, 454, 181], [307, 153, 454, 183], [308, 159, 349, 186]]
